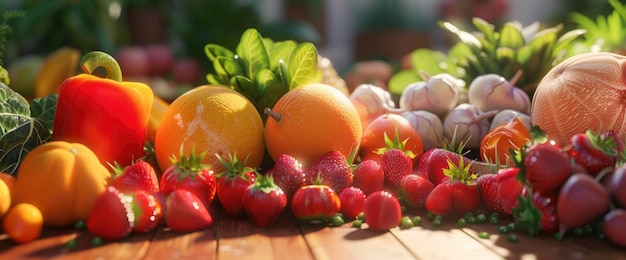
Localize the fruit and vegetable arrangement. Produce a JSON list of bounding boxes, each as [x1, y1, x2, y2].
[[3, 2, 626, 252]]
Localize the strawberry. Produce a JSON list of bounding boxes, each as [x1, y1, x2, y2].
[[111, 160, 160, 193], [352, 159, 384, 195], [426, 157, 478, 216], [130, 189, 163, 233], [215, 153, 257, 217], [376, 132, 416, 188], [165, 189, 214, 232], [338, 186, 366, 219], [291, 183, 341, 223], [86, 186, 134, 240], [303, 150, 353, 193], [241, 174, 287, 227], [380, 149, 413, 188], [363, 191, 402, 231], [160, 150, 217, 207], [423, 148, 474, 186], [265, 154, 305, 201], [396, 174, 434, 210], [444, 157, 479, 215], [477, 173, 500, 213], [515, 142, 571, 196], [566, 130, 619, 177], [512, 187, 560, 236], [496, 167, 523, 214], [477, 167, 523, 215], [425, 182, 453, 216]]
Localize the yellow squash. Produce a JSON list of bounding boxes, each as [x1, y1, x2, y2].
[[12, 141, 111, 227]]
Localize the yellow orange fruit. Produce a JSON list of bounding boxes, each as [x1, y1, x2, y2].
[[0, 172, 15, 193], [0, 180, 10, 218], [3, 203, 44, 244], [264, 83, 362, 168], [155, 85, 265, 174]]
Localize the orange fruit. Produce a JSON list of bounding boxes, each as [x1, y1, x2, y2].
[[360, 113, 424, 163], [264, 83, 362, 168], [155, 85, 265, 174], [3, 203, 44, 243], [0, 172, 15, 193], [0, 180, 10, 218]]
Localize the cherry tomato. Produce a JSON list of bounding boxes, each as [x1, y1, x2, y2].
[[480, 117, 531, 166], [3, 203, 44, 243], [363, 191, 402, 231]]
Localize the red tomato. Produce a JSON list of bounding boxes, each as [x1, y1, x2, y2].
[[480, 117, 531, 166], [291, 185, 341, 223], [363, 191, 402, 231]]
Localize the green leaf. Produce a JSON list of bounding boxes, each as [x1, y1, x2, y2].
[[253, 68, 283, 100], [231, 75, 258, 102], [216, 56, 244, 78], [388, 70, 421, 96], [496, 47, 516, 63], [0, 82, 51, 175], [236, 28, 270, 79], [205, 44, 235, 62], [472, 17, 496, 43], [287, 42, 318, 90], [268, 40, 296, 72], [410, 48, 448, 75], [30, 94, 57, 134], [498, 22, 526, 49]]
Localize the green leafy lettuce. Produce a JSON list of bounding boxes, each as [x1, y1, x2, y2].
[[0, 82, 56, 175], [205, 28, 318, 120]]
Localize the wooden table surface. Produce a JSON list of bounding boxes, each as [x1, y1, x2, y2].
[[2, 207, 625, 260]]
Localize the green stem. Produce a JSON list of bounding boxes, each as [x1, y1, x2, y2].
[[79, 51, 122, 82]]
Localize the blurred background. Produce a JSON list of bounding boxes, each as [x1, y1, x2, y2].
[[0, 0, 615, 100]]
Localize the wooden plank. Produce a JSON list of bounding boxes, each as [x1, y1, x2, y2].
[[390, 214, 503, 260], [461, 221, 626, 259], [143, 225, 218, 259], [0, 227, 155, 259], [217, 212, 312, 260], [299, 221, 417, 260]]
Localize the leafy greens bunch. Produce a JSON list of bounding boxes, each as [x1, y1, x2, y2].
[[205, 28, 319, 120], [389, 17, 585, 99]]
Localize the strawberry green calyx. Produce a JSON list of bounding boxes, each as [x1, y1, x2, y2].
[[169, 148, 211, 181], [511, 194, 542, 236], [375, 129, 416, 159], [443, 156, 476, 184], [250, 173, 280, 194], [443, 126, 468, 155], [107, 161, 125, 178], [215, 152, 255, 180], [586, 130, 618, 157]]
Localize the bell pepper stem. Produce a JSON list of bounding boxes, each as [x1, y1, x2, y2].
[[80, 51, 123, 82]]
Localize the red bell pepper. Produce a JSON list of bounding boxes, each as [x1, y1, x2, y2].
[[53, 51, 154, 167]]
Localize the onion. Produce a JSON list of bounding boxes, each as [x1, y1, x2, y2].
[[443, 103, 498, 149], [468, 71, 531, 114], [401, 110, 444, 150], [531, 52, 626, 147], [398, 73, 464, 118], [490, 109, 532, 132]]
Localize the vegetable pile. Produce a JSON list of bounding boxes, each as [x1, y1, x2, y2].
[[3, 5, 626, 251]]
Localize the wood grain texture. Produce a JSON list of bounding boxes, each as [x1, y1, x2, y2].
[[1, 213, 625, 259]]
